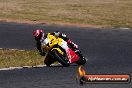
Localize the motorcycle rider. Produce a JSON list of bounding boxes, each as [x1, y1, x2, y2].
[[33, 29, 84, 59]]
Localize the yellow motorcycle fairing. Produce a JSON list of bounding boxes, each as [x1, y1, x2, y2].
[[42, 33, 64, 55], [51, 48, 64, 55]]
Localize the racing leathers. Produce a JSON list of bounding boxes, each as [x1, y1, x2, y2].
[[37, 31, 84, 59], [49, 31, 78, 51]]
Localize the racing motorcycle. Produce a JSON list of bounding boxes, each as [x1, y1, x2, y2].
[[41, 33, 86, 67]]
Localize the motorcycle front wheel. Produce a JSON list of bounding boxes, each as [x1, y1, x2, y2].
[[51, 50, 70, 67]]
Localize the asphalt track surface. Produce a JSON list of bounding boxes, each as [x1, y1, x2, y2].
[[0, 22, 132, 88]]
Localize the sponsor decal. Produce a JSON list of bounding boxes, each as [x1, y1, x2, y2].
[[76, 66, 131, 85]]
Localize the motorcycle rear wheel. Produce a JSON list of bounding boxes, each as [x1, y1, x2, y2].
[[44, 53, 56, 66], [76, 57, 86, 65]]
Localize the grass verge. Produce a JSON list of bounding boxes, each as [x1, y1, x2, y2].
[[0, 0, 132, 28], [0, 49, 44, 68]]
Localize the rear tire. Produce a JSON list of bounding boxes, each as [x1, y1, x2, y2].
[[51, 50, 70, 67], [76, 57, 86, 65]]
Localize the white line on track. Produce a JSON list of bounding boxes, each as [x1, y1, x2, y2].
[[120, 28, 131, 30], [0, 64, 63, 71], [0, 48, 25, 51], [0, 48, 46, 71], [0, 48, 63, 71], [0, 48, 3, 50], [0, 65, 48, 71]]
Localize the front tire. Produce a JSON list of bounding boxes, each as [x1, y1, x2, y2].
[[51, 50, 70, 67]]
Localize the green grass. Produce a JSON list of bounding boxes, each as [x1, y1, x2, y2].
[[0, 0, 132, 28], [0, 49, 44, 68]]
